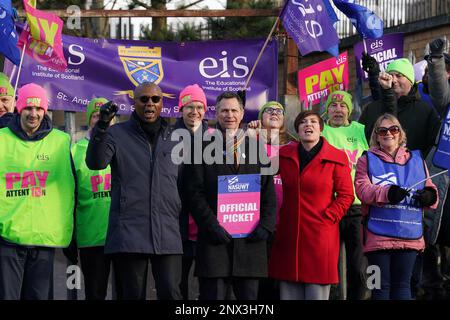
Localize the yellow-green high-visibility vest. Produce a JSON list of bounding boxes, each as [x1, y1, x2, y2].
[[72, 138, 111, 247], [322, 121, 369, 205], [0, 127, 75, 247]]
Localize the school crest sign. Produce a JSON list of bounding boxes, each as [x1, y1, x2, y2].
[[118, 46, 164, 86]]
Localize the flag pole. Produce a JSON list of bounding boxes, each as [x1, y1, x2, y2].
[[9, 65, 17, 86], [363, 37, 368, 53], [243, 16, 280, 91], [13, 39, 27, 98], [407, 169, 449, 192]]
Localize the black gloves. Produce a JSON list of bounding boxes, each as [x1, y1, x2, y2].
[[247, 225, 271, 242], [429, 38, 445, 56], [208, 224, 232, 245], [413, 187, 437, 207], [362, 52, 380, 74], [62, 240, 78, 265], [97, 101, 118, 130], [387, 185, 409, 205]]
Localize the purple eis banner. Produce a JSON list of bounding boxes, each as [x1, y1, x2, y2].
[[4, 31, 278, 119], [280, 0, 339, 56], [353, 33, 404, 81]]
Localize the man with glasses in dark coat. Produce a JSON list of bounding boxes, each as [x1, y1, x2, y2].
[[86, 82, 183, 300]]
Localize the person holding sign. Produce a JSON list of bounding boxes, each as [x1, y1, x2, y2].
[[269, 110, 354, 300], [184, 92, 276, 300], [359, 58, 440, 158], [355, 114, 438, 300]]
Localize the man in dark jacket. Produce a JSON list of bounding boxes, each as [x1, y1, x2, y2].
[[359, 58, 441, 158], [184, 92, 277, 300], [86, 82, 183, 300]]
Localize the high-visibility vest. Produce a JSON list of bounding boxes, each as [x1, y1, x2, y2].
[[322, 121, 369, 205], [0, 127, 75, 247], [367, 150, 425, 239], [72, 138, 111, 247]]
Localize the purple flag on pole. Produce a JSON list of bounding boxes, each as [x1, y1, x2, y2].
[[280, 0, 340, 57]]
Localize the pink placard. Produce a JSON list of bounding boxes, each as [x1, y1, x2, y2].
[[217, 192, 260, 238], [298, 51, 349, 106], [18, 1, 67, 72]]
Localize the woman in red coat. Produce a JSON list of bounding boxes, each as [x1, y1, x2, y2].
[[269, 110, 354, 300]]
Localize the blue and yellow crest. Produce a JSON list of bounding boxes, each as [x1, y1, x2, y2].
[[118, 46, 164, 86]]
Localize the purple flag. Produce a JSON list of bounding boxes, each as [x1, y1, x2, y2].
[[280, 0, 340, 56], [4, 27, 278, 120]]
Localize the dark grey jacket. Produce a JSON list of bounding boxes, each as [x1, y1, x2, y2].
[[424, 146, 449, 246], [427, 54, 450, 118], [86, 113, 183, 254], [425, 54, 450, 246], [184, 132, 277, 278]]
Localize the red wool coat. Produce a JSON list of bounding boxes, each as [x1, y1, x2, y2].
[[269, 139, 354, 284]]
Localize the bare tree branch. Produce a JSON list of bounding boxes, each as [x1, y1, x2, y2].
[[177, 0, 204, 10], [128, 0, 152, 10]]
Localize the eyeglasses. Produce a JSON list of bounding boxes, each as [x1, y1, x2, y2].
[[183, 105, 205, 113], [376, 125, 400, 136], [264, 107, 284, 116], [138, 95, 162, 104]]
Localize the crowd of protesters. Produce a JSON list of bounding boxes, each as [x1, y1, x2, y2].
[[0, 37, 449, 301]]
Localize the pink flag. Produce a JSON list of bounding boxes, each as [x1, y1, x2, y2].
[[18, 0, 67, 72]]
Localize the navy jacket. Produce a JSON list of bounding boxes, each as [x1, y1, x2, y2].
[[86, 113, 183, 254]]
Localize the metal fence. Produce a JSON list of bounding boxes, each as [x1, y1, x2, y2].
[[334, 0, 450, 38], [167, 0, 450, 41]]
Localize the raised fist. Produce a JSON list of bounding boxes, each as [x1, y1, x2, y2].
[[429, 38, 446, 56], [97, 101, 118, 130], [378, 72, 393, 89], [362, 52, 380, 74]]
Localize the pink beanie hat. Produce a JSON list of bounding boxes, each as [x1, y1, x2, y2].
[[178, 84, 207, 111], [16, 83, 49, 113]]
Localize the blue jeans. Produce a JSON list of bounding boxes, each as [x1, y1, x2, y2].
[[366, 249, 418, 300]]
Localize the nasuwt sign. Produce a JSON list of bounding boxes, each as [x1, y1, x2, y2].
[[217, 174, 261, 238]]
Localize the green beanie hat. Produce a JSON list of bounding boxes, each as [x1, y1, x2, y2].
[[385, 58, 415, 84], [86, 97, 108, 125], [258, 101, 285, 120], [325, 91, 353, 115], [0, 72, 14, 97]]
